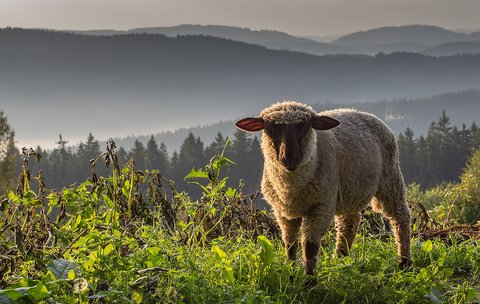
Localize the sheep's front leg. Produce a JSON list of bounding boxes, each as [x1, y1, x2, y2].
[[275, 213, 302, 260], [334, 213, 361, 256], [301, 213, 334, 287]]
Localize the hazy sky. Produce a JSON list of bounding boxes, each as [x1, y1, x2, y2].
[[1, 0, 480, 36]]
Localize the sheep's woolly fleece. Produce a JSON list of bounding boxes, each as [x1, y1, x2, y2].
[[256, 100, 411, 269], [260, 101, 316, 123]]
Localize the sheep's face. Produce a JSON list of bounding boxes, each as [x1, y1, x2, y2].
[[264, 121, 310, 171], [236, 114, 340, 172]]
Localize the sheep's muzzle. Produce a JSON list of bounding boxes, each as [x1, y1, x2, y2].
[[266, 123, 308, 172]]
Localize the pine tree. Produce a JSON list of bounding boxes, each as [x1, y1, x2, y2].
[[246, 136, 263, 193], [397, 127, 417, 184], [176, 133, 205, 196], [129, 140, 147, 170], [470, 122, 480, 151], [416, 136, 429, 187], [178, 133, 205, 172], [77, 133, 101, 162], [205, 132, 227, 159], [0, 111, 19, 195], [145, 136, 171, 176], [116, 147, 128, 167], [145, 135, 160, 169], [77, 133, 102, 180], [49, 134, 74, 188]]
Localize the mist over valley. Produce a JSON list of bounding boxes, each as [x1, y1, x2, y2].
[[1, 25, 480, 150]]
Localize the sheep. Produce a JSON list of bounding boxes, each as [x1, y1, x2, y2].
[[235, 101, 411, 286]]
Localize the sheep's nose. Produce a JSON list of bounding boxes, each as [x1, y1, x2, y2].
[[279, 144, 300, 171], [281, 158, 300, 171]]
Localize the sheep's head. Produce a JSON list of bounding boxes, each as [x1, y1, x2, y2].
[[235, 102, 340, 171]]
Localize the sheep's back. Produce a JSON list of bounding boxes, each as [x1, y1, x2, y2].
[[318, 109, 398, 214]]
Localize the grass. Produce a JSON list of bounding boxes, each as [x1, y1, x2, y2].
[[0, 141, 479, 303]]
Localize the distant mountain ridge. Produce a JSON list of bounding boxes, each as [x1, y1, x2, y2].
[[333, 24, 480, 46], [1, 28, 480, 149], [113, 89, 480, 153], [73, 24, 354, 56], [422, 41, 480, 56], [71, 24, 480, 56]]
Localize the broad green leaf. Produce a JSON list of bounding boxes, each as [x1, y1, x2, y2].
[[48, 259, 80, 280], [467, 287, 476, 301], [225, 187, 236, 198], [211, 245, 227, 261], [0, 294, 18, 304], [0, 283, 49, 302], [147, 247, 161, 255], [89, 251, 98, 262], [257, 236, 274, 267], [83, 259, 95, 272], [422, 240, 433, 253], [225, 266, 235, 283], [75, 215, 82, 227], [0, 289, 24, 301], [25, 282, 49, 301], [68, 269, 76, 280], [209, 206, 216, 216], [103, 243, 115, 255]]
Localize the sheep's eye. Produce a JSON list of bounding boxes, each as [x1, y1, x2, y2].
[[264, 123, 274, 132]]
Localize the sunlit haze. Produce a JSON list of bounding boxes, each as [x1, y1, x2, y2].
[[1, 0, 480, 36]]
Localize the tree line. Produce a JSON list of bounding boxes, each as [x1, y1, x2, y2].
[[398, 110, 480, 188], [2, 109, 480, 202], [0, 124, 263, 201]]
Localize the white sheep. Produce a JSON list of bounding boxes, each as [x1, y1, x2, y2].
[[236, 101, 411, 286]]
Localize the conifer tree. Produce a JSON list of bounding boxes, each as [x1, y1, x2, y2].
[[0, 111, 19, 195], [129, 140, 147, 170], [397, 127, 417, 184]]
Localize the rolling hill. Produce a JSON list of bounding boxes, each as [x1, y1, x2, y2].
[[1, 28, 480, 149], [73, 24, 480, 56], [73, 24, 355, 56], [113, 89, 480, 153], [422, 40, 480, 56], [333, 25, 480, 46]]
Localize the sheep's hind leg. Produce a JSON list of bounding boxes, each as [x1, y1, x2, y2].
[[375, 176, 412, 268], [334, 212, 361, 256]]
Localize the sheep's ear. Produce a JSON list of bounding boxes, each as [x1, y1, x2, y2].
[[235, 117, 265, 132], [312, 115, 340, 130]]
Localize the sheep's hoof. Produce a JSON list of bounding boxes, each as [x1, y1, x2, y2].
[[304, 277, 318, 288], [398, 256, 412, 269]]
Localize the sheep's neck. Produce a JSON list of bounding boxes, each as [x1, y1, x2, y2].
[[265, 134, 318, 203]]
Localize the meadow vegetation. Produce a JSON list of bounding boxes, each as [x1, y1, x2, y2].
[[0, 139, 479, 303]]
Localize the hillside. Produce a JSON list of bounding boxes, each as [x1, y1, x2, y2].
[[422, 40, 480, 56], [333, 25, 480, 46], [1, 28, 480, 149], [73, 24, 354, 56], [315, 89, 480, 136], [72, 24, 480, 56], [109, 89, 480, 153]]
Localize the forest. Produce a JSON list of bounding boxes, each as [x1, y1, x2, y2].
[[3, 108, 480, 218]]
